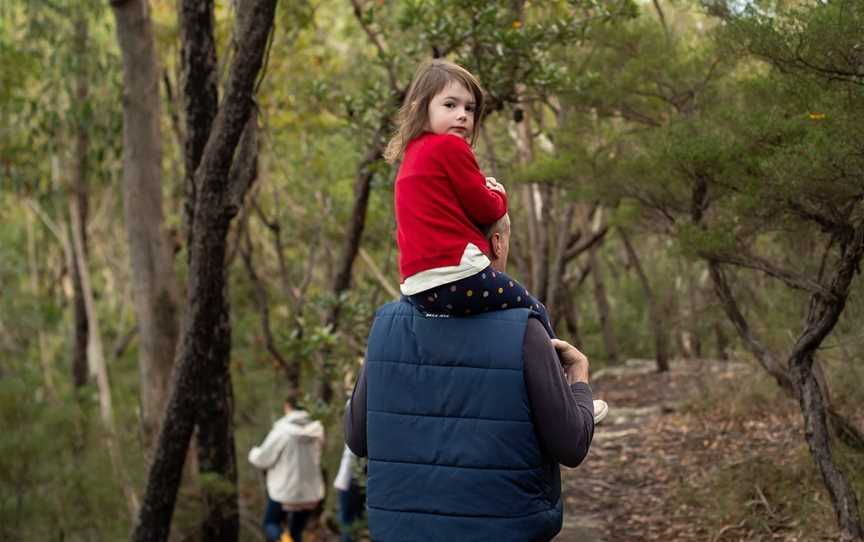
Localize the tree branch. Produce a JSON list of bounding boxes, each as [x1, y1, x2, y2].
[[699, 249, 832, 298]]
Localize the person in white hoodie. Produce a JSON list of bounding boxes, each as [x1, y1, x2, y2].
[[249, 391, 325, 542]]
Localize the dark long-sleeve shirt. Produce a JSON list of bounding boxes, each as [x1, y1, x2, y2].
[[344, 317, 595, 468]]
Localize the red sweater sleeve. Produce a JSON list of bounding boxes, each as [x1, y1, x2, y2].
[[431, 135, 508, 225]]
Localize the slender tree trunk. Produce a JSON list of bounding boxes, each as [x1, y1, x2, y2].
[[110, 0, 181, 451], [714, 321, 729, 360], [240, 228, 299, 388], [70, 200, 140, 519], [513, 84, 542, 294], [321, 127, 387, 403], [179, 0, 218, 244], [545, 202, 575, 324], [687, 270, 702, 358], [535, 182, 552, 301], [26, 208, 57, 398], [562, 286, 584, 348], [589, 244, 619, 363], [787, 226, 864, 541], [131, 2, 276, 538], [70, 15, 90, 388], [619, 227, 668, 372], [708, 262, 796, 390]]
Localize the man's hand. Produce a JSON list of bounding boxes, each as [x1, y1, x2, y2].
[[551, 339, 589, 385], [485, 176, 506, 194]]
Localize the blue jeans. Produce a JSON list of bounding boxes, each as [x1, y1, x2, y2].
[[337, 483, 364, 542], [262, 496, 284, 541], [262, 496, 311, 542]]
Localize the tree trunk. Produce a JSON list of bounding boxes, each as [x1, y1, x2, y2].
[[794, 352, 863, 541], [787, 226, 864, 541], [619, 227, 668, 372], [179, 0, 218, 244], [714, 321, 729, 360], [687, 270, 702, 358], [110, 0, 181, 451], [240, 227, 299, 388], [589, 244, 619, 364], [513, 84, 542, 294], [544, 202, 575, 324], [321, 128, 387, 403], [70, 15, 90, 389], [708, 262, 797, 391], [562, 286, 584, 349], [130, 1, 276, 538], [26, 206, 58, 399], [70, 200, 140, 519]]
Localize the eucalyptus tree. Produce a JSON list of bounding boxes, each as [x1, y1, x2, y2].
[[109, 0, 182, 454], [128, 1, 278, 539]]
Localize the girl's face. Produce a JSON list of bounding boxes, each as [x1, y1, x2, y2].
[[426, 80, 476, 141]]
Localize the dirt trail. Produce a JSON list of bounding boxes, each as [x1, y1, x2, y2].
[[555, 359, 810, 542]]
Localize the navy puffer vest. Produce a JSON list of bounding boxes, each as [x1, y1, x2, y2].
[[365, 300, 563, 541]]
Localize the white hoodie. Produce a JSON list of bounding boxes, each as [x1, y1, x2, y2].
[[248, 410, 325, 507]]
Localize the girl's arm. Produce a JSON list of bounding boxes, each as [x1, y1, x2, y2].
[[435, 135, 507, 225], [248, 425, 287, 469]]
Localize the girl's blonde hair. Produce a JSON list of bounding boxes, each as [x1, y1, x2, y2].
[[384, 59, 486, 164]]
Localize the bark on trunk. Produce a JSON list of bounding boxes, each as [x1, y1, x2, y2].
[[130, 1, 276, 540], [110, 0, 181, 451], [544, 202, 575, 324], [240, 227, 299, 388], [794, 352, 863, 541], [562, 286, 584, 349], [513, 84, 542, 294], [26, 206, 58, 398], [71, 200, 140, 519], [708, 257, 864, 452], [686, 270, 702, 358], [787, 225, 864, 541], [71, 16, 90, 388], [708, 262, 797, 391], [179, 0, 218, 243], [589, 244, 619, 364], [619, 227, 669, 372], [321, 130, 387, 404], [714, 321, 729, 360]]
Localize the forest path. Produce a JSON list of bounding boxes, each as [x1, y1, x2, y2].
[[555, 358, 810, 542]]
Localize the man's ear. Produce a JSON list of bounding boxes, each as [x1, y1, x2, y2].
[[489, 232, 502, 259]]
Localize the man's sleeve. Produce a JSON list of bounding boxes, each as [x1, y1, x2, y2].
[[523, 318, 595, 467], [344, 360, 368, 457], [434, 135, 507, 225], [248, 425, 285, 470]]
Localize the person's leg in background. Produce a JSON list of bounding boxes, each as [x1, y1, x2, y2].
[[262, 495, 285, 541], [287, 510, 311, 542], [337, 484, 362, 542]]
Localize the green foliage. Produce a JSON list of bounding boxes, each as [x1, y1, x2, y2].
[[0, 374, 133, 540], [4, 0, 864, 538]]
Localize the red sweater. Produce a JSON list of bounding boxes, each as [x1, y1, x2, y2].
[[395, 132, 508, 282]]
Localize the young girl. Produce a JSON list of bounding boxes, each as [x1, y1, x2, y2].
[[384, 59, 555, 337]]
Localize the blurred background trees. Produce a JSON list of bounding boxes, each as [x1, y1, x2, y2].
[[1, 0, 862, 540]]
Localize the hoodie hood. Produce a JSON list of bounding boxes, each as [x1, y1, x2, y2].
[[280, 409, 324, 441]]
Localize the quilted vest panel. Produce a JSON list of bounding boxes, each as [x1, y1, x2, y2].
[[365, 300, 562, 541]]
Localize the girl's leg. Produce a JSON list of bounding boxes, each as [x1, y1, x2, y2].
[[262, 496, 284, 541], [410, 267, 555, 337], [287, 510, 310, 542]]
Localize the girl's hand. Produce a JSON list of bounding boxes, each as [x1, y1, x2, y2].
[[485, 176, 506, 194]]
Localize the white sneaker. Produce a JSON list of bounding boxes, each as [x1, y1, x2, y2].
[[593, 400, 609, 425]]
